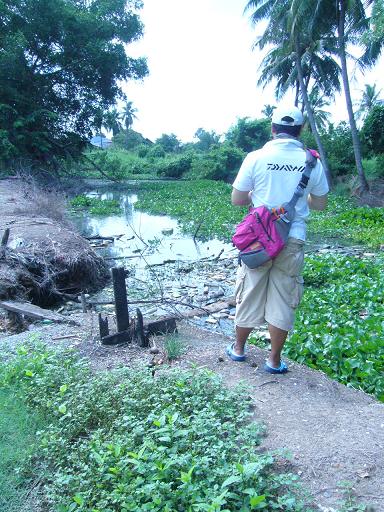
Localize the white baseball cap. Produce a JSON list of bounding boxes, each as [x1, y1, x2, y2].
[[272, 106, 304, 126]]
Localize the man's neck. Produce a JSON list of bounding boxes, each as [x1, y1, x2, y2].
[[273, 133, 298, 140]]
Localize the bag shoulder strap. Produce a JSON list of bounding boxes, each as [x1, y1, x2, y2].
[[284, 149, 318, 210]]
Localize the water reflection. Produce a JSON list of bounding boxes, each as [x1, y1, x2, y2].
[[71, 188, 234, 266]]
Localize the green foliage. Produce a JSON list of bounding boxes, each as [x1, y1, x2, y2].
[[163, 333, 186, 361], [284, 253, 384, 401], [155, 133, 181, 153], [189, 143, 245, 181], [361, 104, 384, 155], [147, 144, 167, 158], [0, 0, 148, 166], [225, 118, 271, 153], [78, 148, 155, 179], [194, 128, 221, 151], [70, 195, 122, 215], [1, 342, 307, 511], [113, 129, 152, 151], [157, 153, 193, 178], [308, 195, 384, 249], [0, 388, 44, 512], [322, 123, 355, 176]]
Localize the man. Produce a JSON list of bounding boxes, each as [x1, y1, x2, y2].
[[227, 105, 329, 373]]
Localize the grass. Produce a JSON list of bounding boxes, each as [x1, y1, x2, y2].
[[163, 333, 186, 360], [0, 388, 44, 512]]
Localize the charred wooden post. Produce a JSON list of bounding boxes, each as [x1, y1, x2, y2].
[[1, 228, 10, 247], [98, 313, 109, 338], [135, 308, 148, 347], [111, 267, 129, 332], [101, 330, 131, 345], [146, 317, 177, 337], [0, 228, 10, 258]]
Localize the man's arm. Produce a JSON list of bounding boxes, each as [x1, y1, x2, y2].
[[308, 193, 327, 211], [232, 188, 252, 206]]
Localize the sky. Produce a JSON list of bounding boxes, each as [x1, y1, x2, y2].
[[122, 0, 384, 143]]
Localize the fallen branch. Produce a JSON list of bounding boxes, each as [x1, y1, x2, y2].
[[104, 255, 141, 260], [52, 334, 82, 340], [86, 235, 115, 241]]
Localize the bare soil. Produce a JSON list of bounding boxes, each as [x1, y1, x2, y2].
[[0, 177, 383, 512]]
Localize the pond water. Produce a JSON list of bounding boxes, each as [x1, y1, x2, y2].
[[71, 187, 235, 266]]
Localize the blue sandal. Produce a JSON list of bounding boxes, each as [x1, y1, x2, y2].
[[226, 343, 246, 362], [264, 361, 288, 374]]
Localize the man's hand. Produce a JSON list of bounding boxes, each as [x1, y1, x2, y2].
[[232, 188, 252, 206], [308, 193, 327, 210]]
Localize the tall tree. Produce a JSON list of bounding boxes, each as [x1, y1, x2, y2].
[[0, 0, 148, 166], [355, 84, 382, 122], [103, 108, 123, 136], [261, 104, 276, 119], [290, 0, 371, 192], [245, 0, 336, 184], [305, 87, 331, 131], [336, 0, 370, 192], [122, 101, 138, 130]]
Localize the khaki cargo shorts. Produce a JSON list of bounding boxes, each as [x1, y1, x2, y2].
[[234, 238, 305, 331]]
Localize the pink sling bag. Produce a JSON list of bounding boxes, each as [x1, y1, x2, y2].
[[232, 149, 318, 269]]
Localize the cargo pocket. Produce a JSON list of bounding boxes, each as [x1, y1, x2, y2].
[[275, 239, 305, 277], [289, 275, 304, 308], [235, 268, 246, 305]]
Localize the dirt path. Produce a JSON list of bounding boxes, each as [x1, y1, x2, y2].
[[1, 315, 383, 511]]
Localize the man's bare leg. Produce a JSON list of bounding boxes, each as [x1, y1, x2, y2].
[[267, 323, 288, 368], [233, 326, 253, 356]]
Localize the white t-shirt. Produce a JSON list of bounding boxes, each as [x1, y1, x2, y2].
[[232, 138, 329, 240]]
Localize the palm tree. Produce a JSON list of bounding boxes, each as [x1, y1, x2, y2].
[[245, 0, 335, 184], [306, 86, 331, 132], [261, 104, 276, 119], [121, 101, 138, 130], [355, 83, 382, 121], [335, 0, 370, 192], [290, 0, 371, 192], [103, 108, 122, 136]]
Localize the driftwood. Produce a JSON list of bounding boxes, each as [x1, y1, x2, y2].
[[0, 300, 80, 325]]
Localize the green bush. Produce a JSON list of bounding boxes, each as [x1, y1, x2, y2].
[[225, 118, 270, 153], [147, 144, 166, 159], [1, 342, 307, 512], [189, 144, 245, 181], [112, 130, 151, 151], [374, 154, 384, 178], [361, 104, 384, 155], [157, 154, 193, 178]]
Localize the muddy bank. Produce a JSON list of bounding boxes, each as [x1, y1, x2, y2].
[[0, 178, 109, 306]]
